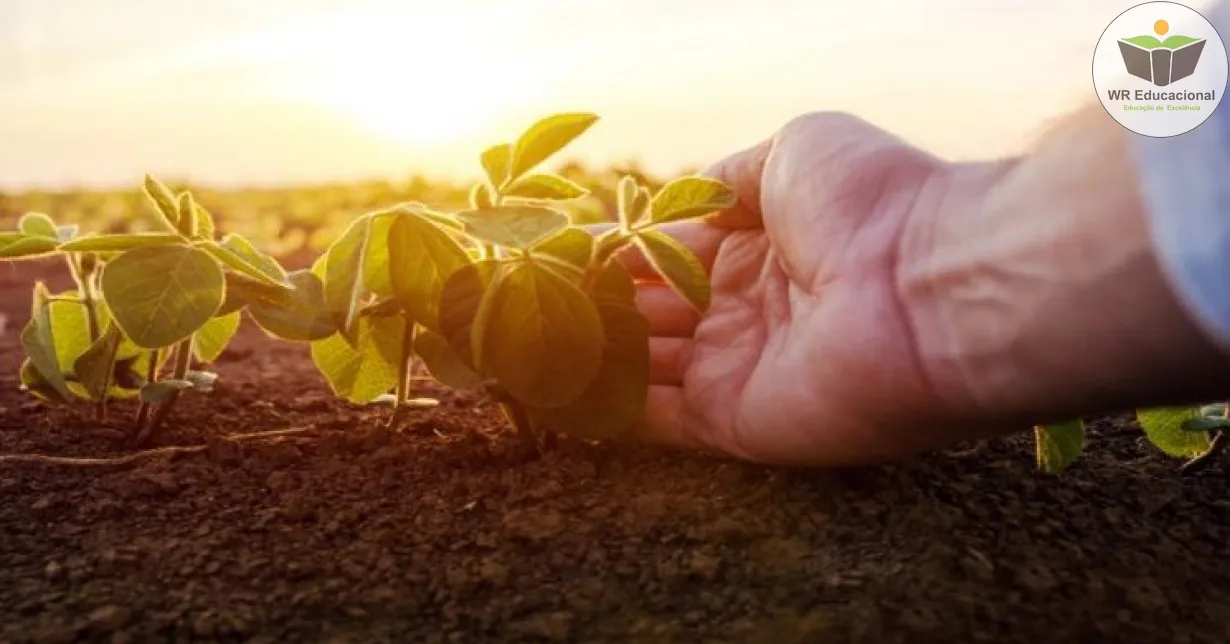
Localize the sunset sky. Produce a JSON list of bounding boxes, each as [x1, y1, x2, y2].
[[0, 0, 1207, 189]]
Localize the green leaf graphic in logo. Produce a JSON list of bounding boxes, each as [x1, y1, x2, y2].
[[1117, 19, 1207, 86]]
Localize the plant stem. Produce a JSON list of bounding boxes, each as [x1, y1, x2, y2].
[[133, 347, 163, 428], [396, 323, 416, 405], [582, 231, 631, 292], [66, 253, 101, 342], [133, 338, 193, 447], [503, 400, 540, 454], [94, 337, 122, 422], [79, 264, 101, 343], [388, 322, 417, 429]]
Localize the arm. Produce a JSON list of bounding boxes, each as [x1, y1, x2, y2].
[[899, 103, 1230, 430]]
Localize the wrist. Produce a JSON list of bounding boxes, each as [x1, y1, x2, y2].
[[897, 110, 1230, 432]]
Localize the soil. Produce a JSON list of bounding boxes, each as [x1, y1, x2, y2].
[[2, 259, 1230, 643]]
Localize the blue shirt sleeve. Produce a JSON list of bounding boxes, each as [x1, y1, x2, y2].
[[1132, 1, 1230, 351]]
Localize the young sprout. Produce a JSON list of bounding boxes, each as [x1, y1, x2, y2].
[[5, 112, 737, 454], [1035, 401, 1230, 475], [8, 176, 297, 446], [305, 112, 735, 447]]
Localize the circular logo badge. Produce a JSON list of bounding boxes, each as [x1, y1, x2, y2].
[[1093, 1, 1228, 137]]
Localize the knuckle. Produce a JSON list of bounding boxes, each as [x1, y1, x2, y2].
[[776, 111, 868, 141]]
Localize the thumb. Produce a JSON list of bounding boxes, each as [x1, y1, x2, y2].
[[700, 137, 773, 229]]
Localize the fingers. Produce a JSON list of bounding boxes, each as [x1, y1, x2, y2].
[[639, 283, 697, 382], [636, 283, 699, 337], [649, 337, 691, 386], [628, 386, 701, 450], [614, 221, 727, 280], [700, 137, 773, 229]]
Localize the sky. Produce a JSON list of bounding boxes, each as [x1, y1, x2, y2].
[[0, 0, 1213, 189]]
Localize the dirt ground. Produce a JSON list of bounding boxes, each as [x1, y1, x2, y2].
[[2, 260, 1230, 643]]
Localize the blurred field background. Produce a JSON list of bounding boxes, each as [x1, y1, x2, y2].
[[1, 0, 1196, 261], [0, 161, 665, 262]]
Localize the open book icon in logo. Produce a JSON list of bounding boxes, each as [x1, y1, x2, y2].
[[1118, 19, 1206, 86]]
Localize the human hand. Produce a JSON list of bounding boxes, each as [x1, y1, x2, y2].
[[622, 112, 979, 465], [625, 108, 1230, 467]]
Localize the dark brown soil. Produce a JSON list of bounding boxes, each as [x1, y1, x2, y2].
[[2, 260, 1230, 643]]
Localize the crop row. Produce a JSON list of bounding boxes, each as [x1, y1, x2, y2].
[[2, 112, 1225, 473]]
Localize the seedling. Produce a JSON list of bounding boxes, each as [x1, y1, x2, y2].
[[6, 178, 296, 446], [291, 112, 735, 446], [1034, 401, 1230, 474], [4, 113, 732, 452]]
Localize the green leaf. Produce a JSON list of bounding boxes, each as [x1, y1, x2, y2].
[[246, 270, 338, 342], [19, 283, 73, 401], [528, 301, 649, 439], [533, 227, 593, 271], [100, 244, 225, 349], [504, 174, 589, 201], [221, 234, 288, 282], [1034, 420, 1085, 474], [193, 312, 241, 362], [310, 313, 405, 403], [59, 233, 185, 253], [360, 212, 396, 297], [633, 187, 651, 223], [143, 174, 180, 231], [592, 257, 637, 305], [1181, 416, 1230, 432], [47, 296, 93, 374], [379, 202, 463, 234], [19, 359, 71, 404], [438, 260, 502, 369], [310, 251, 327, 280], [176, 192, 198, 237], [508, 112, 598, 181], [469, 183, 494, 210], [617, 176, 640, 228], [74, 324, 124, 401], [415, 327, 481, 389], [388, 212, 471, 329], [481, 143, 512, 189], [359, 296, 403, 319], [635, 229, 710, 311], [413, 207, 465, 232], [194, 202, 216, 240], [18, 212, 58, 239], [1137, 407, 1212, 457], [483, 261, 604, 407], [140, 379, 194, 404], [456, 206, 568, 249], [467, 263, 508, 375], [322, 216, 372, 337], [196, 240, 290, 288], [0, 235, 58, 260], [217, 273, 257, 315], [648, 176, 736, 225]]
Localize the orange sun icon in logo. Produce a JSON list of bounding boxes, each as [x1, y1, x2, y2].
[[1155, 19, 1170, 35]]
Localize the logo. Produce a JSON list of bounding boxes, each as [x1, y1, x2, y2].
[[1094, 2, 1228, 137], [1118, 19, 1207, 85]]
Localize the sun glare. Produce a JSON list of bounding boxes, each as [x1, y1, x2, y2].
[[284, 14, 533, 146]]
